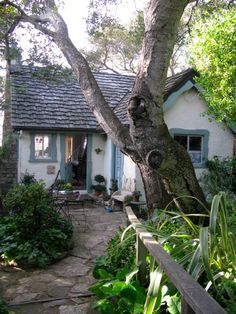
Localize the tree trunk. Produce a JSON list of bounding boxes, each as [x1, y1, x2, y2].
[[0, 43, 18, 195]]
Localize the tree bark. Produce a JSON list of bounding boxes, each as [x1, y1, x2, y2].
[[2, 0, 209, 216]]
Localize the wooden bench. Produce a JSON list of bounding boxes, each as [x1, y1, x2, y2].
[[111, 176, 136, 211]]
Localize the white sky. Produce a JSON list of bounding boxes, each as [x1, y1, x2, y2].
[[60, 0, 90, 49]]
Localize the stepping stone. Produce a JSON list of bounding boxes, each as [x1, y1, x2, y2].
[[59, 303, 90, 314]]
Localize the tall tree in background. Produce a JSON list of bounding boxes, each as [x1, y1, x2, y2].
[[189, 8, 236, 125], [84, 0, 234, 74], [0, 0, 210, 216], [84, 9, 144, 73]]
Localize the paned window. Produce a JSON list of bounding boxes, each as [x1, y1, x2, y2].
[[174, 135, 203, 165], [30, 133, 57, 162], [34, 135, 51, 159]]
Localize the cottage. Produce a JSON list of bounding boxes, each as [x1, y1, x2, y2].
[[9, 65, 235, 197]]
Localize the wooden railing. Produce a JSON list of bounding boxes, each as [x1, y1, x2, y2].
[[125, 206, 225, 314]]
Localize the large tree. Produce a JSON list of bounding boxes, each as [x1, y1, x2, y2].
[[0, 0, 209, 216]]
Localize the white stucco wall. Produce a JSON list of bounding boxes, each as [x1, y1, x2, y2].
[[18, 131, 61, 187], [164, 90, 234, 176]]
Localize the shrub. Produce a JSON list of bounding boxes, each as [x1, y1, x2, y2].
[[20, 172, 37, 185], [200, 156, 236, 201], [90, 227, 142, 313], [0, 299, 8, 314], [93, 227, 136, 278], [0, 182, 73, 267], [109, 179, 118, 194], [91, 175, 107, 195], [94, 175, 105, 184], [54, 180, 72, 190]]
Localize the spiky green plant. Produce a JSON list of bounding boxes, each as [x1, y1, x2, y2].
[[90, 193, 235, 313]]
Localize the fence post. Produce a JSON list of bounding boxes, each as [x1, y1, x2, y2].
[[136, 233, 147, 284], [181, 297, 195, 314]]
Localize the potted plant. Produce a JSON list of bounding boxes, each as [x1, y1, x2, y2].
[[91, 175, 106, 196], [124, 195, 133, 205], [109, 179, 118, 194], [132, 190, 142, 202]]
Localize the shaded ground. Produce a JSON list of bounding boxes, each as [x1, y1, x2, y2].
[[0, 205, 127, 313]]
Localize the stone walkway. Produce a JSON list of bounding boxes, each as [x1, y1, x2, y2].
[[0, 205, 127, 313]]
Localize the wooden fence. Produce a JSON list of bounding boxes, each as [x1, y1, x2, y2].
[[125, 206, 225, 314]]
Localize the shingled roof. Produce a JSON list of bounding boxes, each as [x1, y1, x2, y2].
[[10, 66, 196, 131]]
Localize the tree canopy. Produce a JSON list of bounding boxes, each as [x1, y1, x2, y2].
[[189, 8, 236, 125]]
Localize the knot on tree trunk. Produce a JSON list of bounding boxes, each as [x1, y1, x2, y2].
[[128, 96, 147, 119], [146, 149, 163, 169]]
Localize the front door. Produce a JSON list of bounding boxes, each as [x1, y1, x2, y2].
[[62, 134, 87, 189]]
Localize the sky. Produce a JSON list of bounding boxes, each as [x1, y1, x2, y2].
[[60, 0, 90, 49]]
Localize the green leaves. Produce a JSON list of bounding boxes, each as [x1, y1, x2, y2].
[[90, 268, 146, 314], [0, 181, 73, 267], [189, 8, 236, 124], [144, 267, 163, 314]]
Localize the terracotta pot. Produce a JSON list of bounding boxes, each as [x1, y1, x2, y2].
[[95, 191, 102, 197]]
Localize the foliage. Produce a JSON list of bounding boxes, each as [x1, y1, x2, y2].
[[0, 182, 73, 267], [199, 156, 236, 201], [124, 195, 133, 205], [20, 171, 37, 185], [132, 190, 142, 197], [0, 299, 9, 314], [54, 179, 73, 191], [90, 267, 146, 314], [189, 8, 236, 124], [91, 175, 107, 194], [91, 193, 236, 313], [93, 227, 136, 277], [90, 227, 143, 313], [94, 175, 106, 184], [109, 179, 118, 194]]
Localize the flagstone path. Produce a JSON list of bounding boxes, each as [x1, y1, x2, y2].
[[0, 205, 127, 313]]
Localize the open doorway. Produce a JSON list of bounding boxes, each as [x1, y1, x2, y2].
[[65, 134, 87, 190]]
